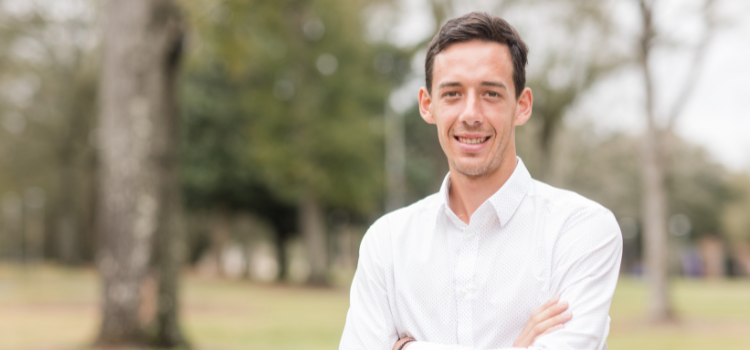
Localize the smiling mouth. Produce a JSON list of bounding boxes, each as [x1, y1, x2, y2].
[[455, 136, 490, 144]]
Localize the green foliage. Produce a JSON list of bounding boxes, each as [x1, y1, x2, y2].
[[669, 139, 734, 238], [721, 174, 750, 243], [179, 0, 407, 216], [0, 4, 98, 261]]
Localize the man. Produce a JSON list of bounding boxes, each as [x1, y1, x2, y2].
[[340, 12, 622, 350]]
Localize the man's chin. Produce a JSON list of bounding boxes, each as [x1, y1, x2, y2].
[[450, 161, 493, 178]]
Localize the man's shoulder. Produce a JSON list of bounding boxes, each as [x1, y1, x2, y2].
[[529, 180, 619, 239], [530, 179, 611, 216], [359, 193, 442, 261], [366, 192, 442, 237]]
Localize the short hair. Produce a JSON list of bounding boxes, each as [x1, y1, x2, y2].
[[425, 12, 529, 99]]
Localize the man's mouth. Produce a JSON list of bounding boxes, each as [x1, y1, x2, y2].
[[455, 136, 490, 144]]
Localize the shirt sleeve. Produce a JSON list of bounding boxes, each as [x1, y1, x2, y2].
[[391, 207, 622, 350], [532, 206, 622, 350], [340, 219, 400, 350]]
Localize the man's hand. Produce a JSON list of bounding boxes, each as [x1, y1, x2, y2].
[[393, 336, 416, 350], [513, 297, 572, 348]]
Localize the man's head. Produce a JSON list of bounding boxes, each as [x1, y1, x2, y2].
[[425, 12, 528, 99], [418, 12, 533, 179]]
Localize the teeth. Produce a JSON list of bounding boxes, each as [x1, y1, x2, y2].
[[458, 137, 487, 144]]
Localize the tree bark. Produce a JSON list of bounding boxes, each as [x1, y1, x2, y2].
[[153, 16, 187, 347], [637, 0, 673, 322], [299, 191, 328, 285], [640, 127, 673, 321], [96, 0, 184, 345]]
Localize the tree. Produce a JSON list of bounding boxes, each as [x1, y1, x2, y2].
[[520, 0, 627, 182], [180, 0, 403, 284], [0, 1, 99, 264], [180, 64, 299, 278], [96, 0, 186, 346], [635, 0, 718, 322], [721, 174, 750, 250]]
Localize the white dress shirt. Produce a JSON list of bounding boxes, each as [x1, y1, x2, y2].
[[339, 158, 623, 350]]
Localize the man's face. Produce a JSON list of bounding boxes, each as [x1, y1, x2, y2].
[[418, 40, 532, 178]]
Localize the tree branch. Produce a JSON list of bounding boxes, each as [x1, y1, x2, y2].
[[664, 0, 718, 131]]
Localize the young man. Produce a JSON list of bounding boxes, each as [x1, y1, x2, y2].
[[340, 12, 622, 350]]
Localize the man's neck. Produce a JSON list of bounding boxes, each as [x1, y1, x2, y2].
[[448, 157, 518, 224]]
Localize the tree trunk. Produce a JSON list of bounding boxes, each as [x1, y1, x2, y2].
[[153, 17, 187, 347], [153, 182, 188, 347], [57, 211, 79, 264], [274, 227, 289, 281], [96, 0, 184, 345], [637, 0, 674, 323], [640, 127, 673, 322], [209, 210, 231, 276], [1, 194, 22, 261], [299, 192, 328, 285]]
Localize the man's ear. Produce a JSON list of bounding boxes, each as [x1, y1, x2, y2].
[[514, 87, 533, 126], [418, 87, 435, 124]]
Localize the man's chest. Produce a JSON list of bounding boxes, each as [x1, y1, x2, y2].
[[388, 222, 552, 347]]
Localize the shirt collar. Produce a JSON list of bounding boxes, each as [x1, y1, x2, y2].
[[437, 157, 533, 227]]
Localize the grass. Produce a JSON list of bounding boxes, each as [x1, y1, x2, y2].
[[1, 265, 750, 350], [607, 278, 750, 350]]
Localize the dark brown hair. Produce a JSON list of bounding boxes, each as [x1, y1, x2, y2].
[[425, 12, 529, 99]]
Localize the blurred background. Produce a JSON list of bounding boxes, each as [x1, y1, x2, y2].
[[1, 0, 749, 349]]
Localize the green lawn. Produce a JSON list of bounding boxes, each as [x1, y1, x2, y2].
[[1, 265, 749, 350]]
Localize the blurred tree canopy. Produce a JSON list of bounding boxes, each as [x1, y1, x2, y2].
[[180, 0, 408, 213], [177, 0, 409, 282], [0, 2, 98, 263]]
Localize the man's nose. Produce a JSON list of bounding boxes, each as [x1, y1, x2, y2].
[[458, 92, 483, 125]]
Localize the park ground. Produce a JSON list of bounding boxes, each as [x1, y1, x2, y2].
[[1, 265, 750, 350]]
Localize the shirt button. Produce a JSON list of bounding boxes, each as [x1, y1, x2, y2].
[[459, 287, 467, 296]]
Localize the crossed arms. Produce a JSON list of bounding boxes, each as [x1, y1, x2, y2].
[[340, 207, 623, 350]]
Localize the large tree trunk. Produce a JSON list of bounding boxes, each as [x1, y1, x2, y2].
[[637, 0, 673, 323], [96, 0, 184, 345], [153, 19, 187, 347], [299, 192, 328, 285]]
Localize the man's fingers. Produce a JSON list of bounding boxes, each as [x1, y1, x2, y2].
[[514, 298, 570, 348], [519, 298, 567, 342], [529, 296, 560, 320], [531, 311, 572, 338], [529, 300, 568, 327]]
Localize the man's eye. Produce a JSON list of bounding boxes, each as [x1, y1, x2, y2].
[[444, 91, 458, 98], [487, 91, 500, 98]]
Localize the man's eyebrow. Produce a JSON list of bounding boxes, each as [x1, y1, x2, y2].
[[437, 81, 462, 89], [481, 81, 508, 90]]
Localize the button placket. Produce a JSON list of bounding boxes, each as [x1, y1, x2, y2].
[[455, 223, 480, 346]]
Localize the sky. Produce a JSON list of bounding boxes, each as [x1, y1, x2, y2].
[[378, 0, 750, 172]]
